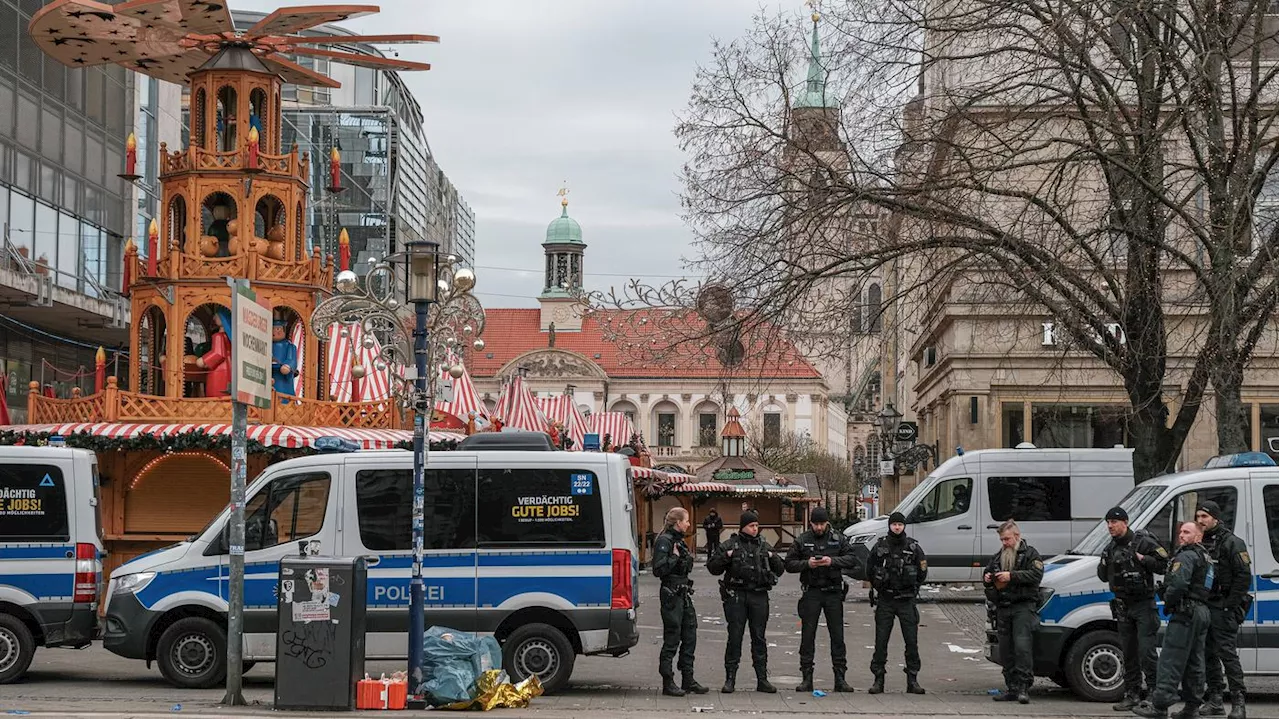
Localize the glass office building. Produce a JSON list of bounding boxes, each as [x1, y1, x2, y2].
[[0, 0, 134, 419]]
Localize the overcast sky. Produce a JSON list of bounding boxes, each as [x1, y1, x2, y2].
[[241, 0, 792, 308]]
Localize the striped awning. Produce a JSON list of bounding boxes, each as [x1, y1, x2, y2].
[[667, 481, 807, 495], [493, 376, 548, 433], [588, 412, 636, 447], [3, 423, 464, 449], [537, 395, 589, 449], [670, 481, 736, 493]]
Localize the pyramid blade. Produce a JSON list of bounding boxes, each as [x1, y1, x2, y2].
[[113, 0, 229, 34], [261, 54, 343, 88], [244, 4, 378, 37], [28, 0, 195, 76], [290, 46, 431, 72], [285, 33, 439, 45]]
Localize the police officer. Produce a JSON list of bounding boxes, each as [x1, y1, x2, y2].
[[1098, 506, 1169, 710], [1196, 501, 1252, 719], [784, 506, 855, 693], [652, 507, 709, 697], [983, 519, 1043, 705], [866, 510, 928, 695], [1132, 521, 1212, 719], [703, 509, 725, 557], [707, 510, 785, 694]]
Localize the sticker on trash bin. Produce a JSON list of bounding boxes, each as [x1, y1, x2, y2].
[[292, 600, 330, 623], [328, 592, 340, 607]]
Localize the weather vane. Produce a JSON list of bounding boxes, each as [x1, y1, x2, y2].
[[806, 0, 821, 21], [557, 183, 570, 207]]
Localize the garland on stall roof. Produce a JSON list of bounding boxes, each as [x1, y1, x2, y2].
[[0, 430, 461, 456]]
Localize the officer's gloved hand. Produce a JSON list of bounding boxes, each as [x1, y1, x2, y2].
[[1233, 606, 1247, 624]]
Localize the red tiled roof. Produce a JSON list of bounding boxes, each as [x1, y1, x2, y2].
[[464, 308, 822, 380]]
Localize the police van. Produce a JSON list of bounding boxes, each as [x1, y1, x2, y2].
[[101, 440, 641, 693], [843, 446, 1135, 582], [0, 446, 105, 684], [986, 455, 1279, 702]]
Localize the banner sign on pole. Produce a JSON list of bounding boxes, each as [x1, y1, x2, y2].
[[231, 280, 272, 409]]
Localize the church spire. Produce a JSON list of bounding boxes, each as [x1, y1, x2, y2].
[[795, 3, 838, 109]]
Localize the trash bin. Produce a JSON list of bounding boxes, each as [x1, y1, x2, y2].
[[273, 547, 368, 711]]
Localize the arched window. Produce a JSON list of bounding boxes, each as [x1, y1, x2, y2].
[[192, 88, 207, 148], [693, 400, 720, 447], [138, 306, 167, 395], [215, 85, 238, 152], [254, 194, 285, 239], [200, 192, 238, 257], [249, 88, 267, 150], [184, 304, 230, 397], [167, 195, 188, 250], [867, 283, 883, 333], [651, 400, 680, 448]]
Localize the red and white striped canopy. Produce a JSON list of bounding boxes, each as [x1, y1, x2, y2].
[[435, 362, 487, 422], [305, 322, 393, 402], [492, 376, 548, 433], [3, 423, 464, 449], [629, 467, 693, 485], [588, 412, 636, 448], [536, 395, 588, 449]]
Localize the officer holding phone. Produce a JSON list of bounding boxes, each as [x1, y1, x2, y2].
[[784, 507, 855, 693]]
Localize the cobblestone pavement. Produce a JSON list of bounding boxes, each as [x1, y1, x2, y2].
[[4, 562, 1275, 718]]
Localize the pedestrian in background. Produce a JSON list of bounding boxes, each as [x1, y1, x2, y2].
[[651, 507, 708, 697], [1132, 521, 1212, 719], [703, 509, 724, 558], [708, 510, 784, 694], [866, 510, 928, 695], [784, 506, 855, 693], [1098, 506, 1168, 710], [1196, 501, 1252, 719], [983, 519, 1043, 705]]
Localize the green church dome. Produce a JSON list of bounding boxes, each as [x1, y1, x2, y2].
[[545, 201, 584, 244]]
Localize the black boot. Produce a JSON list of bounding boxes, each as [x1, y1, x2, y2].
[[833, 673, 854, 692], [682, 673, 709, 695], [868, 673, 885, 694], [906, 673, 925, 695], [661, 674, 686, 697], [795, 671, 813, 692], [1173, 704, 1202, 719], [1132, 701, 1170, 718], [1203, 695, 1226, 716], [756, 668, 777, 694], [992, 689, 1019, 702], [721, 670, 736, 694], [1017, 689, 1031, 705], [1115, 693, 1143, 711], [1227, 692, 1246, 719]]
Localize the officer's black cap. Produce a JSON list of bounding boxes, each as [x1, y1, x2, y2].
[[740, 510, 759, 528], [1105, 506, 1128, 522], [1196, 501, 1222, 520], [888, 511, 907, 525], [810, 507, 830, 523]]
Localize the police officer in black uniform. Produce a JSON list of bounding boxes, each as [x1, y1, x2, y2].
[[652, 507, 709, 697], [983, 519, 1044, 705], [1098, 506, 1169, 710], [1196, 501, 1253, 719], [866, 510, 928, 695], [784, 506, 855, 693], [707, 510, 785, 694], [703, 509, 725, 557], [1133, 521, 1212, 719]]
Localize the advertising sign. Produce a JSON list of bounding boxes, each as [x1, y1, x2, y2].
[[895, 421, 919, 444], [231, 280, 272, 409], [713, 468, 756, 481]]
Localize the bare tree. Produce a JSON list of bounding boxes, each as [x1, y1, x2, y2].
[[599, 1, 1276, 481], [744, 425, 858, 495]]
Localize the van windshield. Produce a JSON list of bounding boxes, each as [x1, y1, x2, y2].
[[1069, 484, 1167, 555], [890, 470, 944, 515]]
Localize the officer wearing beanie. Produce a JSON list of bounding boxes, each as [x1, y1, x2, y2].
[[1098, 505, 1168, 710], [707, 509, 785, 694], [866, 510, 928, 695], [1194, 500, 1252, 719], [784, 506, 855, 693]]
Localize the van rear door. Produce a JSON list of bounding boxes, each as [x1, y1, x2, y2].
[[1247, 471, 1278, 673], [0, 459, 76, 625]]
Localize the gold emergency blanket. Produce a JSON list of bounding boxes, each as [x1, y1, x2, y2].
[[441, 670, 544, 711]]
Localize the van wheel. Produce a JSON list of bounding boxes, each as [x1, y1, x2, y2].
[[1063, 629, 1125, 703], [157, 617, 227, 689], [502, 623, 575, 695], [0, 614, 36, 684]]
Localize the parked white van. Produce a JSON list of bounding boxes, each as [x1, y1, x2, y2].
[[994, 457, 1278, 702], [101, 441, 640, 693], [843, 446, 1135, 582], [0, 446, 105, 684]]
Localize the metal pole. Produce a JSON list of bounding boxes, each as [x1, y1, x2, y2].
[[222, 398, 247, 706], [407, 301, 430, 699]]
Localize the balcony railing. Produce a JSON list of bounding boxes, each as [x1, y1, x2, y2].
[[128, 244, 333, 289], [28, 379, 403, 430], [159, 143, 310, 185]]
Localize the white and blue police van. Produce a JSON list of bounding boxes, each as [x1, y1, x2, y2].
[[101, 435, 640, 693], [985, 453, 1279, 702], [0, 445, 105, 684]]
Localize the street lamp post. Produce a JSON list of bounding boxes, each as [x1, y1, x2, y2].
[[311, 243, 485, 704]]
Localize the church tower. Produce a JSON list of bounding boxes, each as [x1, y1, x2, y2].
[[787, 8, 842, 159], [539, 190, 587, 331]]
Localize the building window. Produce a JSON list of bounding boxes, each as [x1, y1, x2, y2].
[[657, 413, 676, 447], [867, 283, 882, 333], [763, 412, 782, 447], [1002, 403, 1025, 447], [1030, 404, 1127, 448], [698, 413, 718, 446], [1255, 403, 1279, 460]]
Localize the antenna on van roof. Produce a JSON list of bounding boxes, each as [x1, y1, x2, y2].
[[1014, 442, 1037, 449]]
